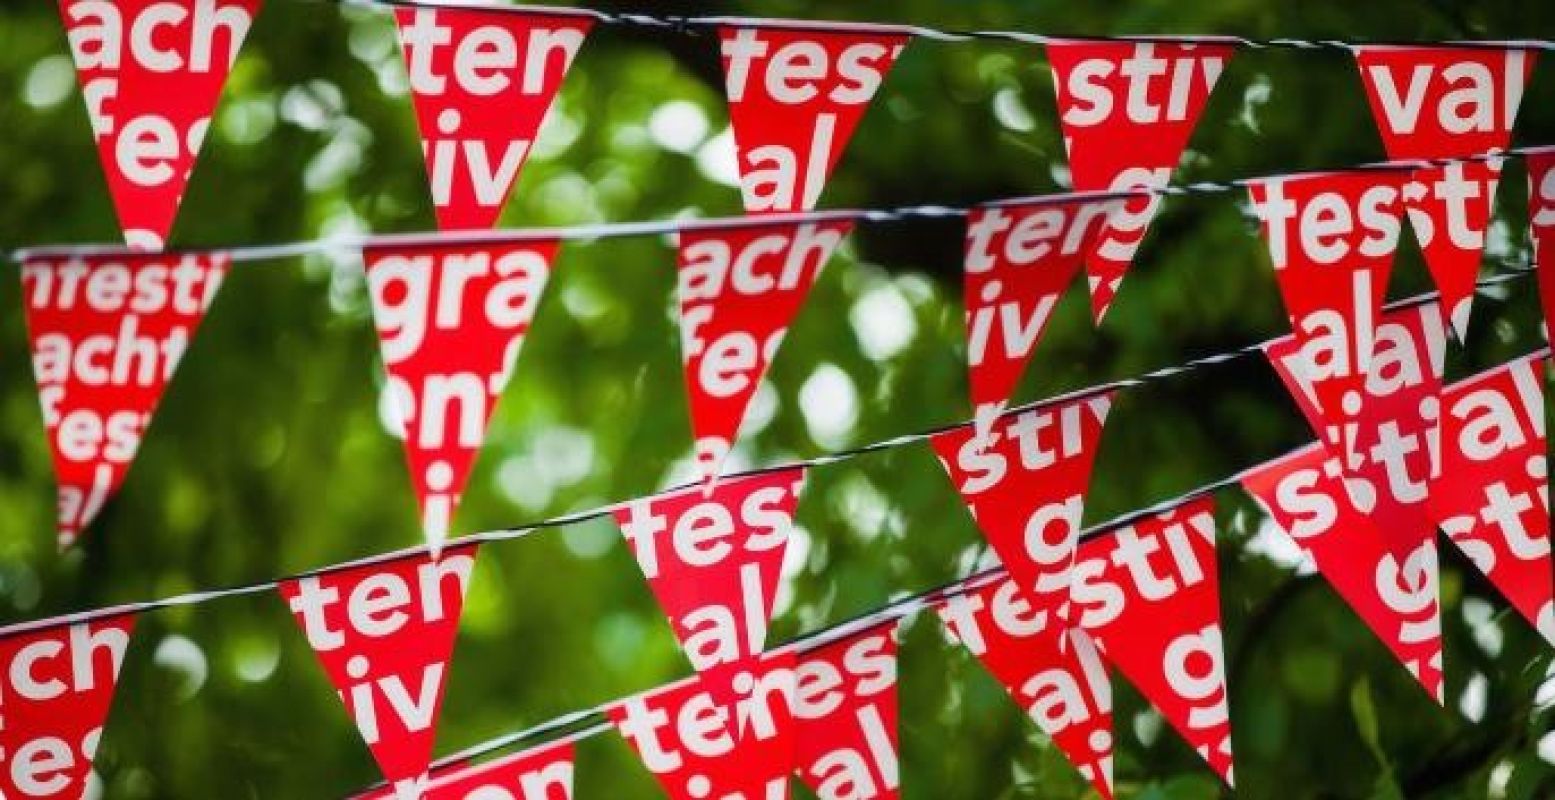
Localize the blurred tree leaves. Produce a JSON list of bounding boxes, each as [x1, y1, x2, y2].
[[1, 0, 1554, 797]]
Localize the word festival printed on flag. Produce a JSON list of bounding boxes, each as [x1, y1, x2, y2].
[[394, 5, 592, 231], [363, 239, 558, 550], [615, 468, 805, 709], [1355, 45, 1537, 336], [57, 0, 263, 249], [719, 23, 908, 214], [961, 194, 1128, 425], [1243, 443, 1445, 701], [1263, 301, 1448, 557], [279, 545, 480, 795], [20, 250, 227, 547], [938, 577, 1114, 797], [932, 390, 1113, 625], [676, 218, 850, 481], [1047, 39, 1234, 322], [1433, 352, 1555, 644], [0, 616, 136, 800]]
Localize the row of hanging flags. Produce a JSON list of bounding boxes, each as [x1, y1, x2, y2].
[[4, 324, 1553, 800], [7, 0, 1555, 795], [25, 0, 1554, 548]]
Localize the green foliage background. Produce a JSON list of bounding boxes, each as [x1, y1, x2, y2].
[[2, 0, 1555, 797]]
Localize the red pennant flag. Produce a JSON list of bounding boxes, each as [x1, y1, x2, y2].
[[393, 6, 591, 231], [0, 615, 136, 800], [962, 195, 1127, 423], [1243, 443, 1444, 701], [792, 626, 901, 800], [1072, 498, 1233, 784], [1047, 39, 1235, 322], [719, 24, 908, 214], [931, 391, 1113, 625], [278, 545, 479, 794], [937, 577, 1114, 798], [1434, 353, 1555, 644], [677, 219, 850, 481], [1530, 149, 1555, 338], [20, 251, 227, 547], [363, 239, 557, 550], [1264, 301, 1447, 557], [615, 468, 804, 710], [352, 738, 574, 800], [1247, 170, 1407, 463], [611, 651, 796, 800], [1354, 46, 1536, 337], [58, 0, 261, 249]]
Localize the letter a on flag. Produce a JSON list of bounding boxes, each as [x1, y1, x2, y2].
[[793, 625, 902, 800], [278, 545, 479, 795], [394, 6, 592, 230], [719, 23, 909, 213], [1244, 444, 1445, 701], [1247, 170, 1407, 469], [614, 467, 804, 714], [0, 615, 136, 800], [1354, 45, 1536, 337], [58, 0, 263, 249], [1263, 302, 1447, 558], [1072, 498, 1233, 784], [21, 251, 227, 548], [363, 239, 558, 552], [937, 578, 1114, 798], [1048, 39, 1235, 323], [1433, 353, 1555, 645], [677, 218, 849, 482], [931, 391, 1113, 625], [960, 194, 1128, 426]]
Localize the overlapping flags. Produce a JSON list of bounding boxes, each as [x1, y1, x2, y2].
[[13, 3, 1555, 796]]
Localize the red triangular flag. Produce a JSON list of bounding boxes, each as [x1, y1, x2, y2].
[[20, 251, 227, 547], [1247, 170, 1407, 462], [677, 219, 849, 481], [615, 467, 804, 711], [1072, 498, 1233, 784], [363, 239, 558, 550], [1264, 301, 1447, 557], [931, 391, 1113, 625], [962, 195, 1127, 423], [393, 6, 592, 231], [58, 0, 262, 249], [611, 651, 796, 800], [1047, 39, 1235, 323], [0, 615, 136, 799], [937, 576, 1114, 798], [278, 545, 479, 794], [719, 24, 908, 213], [1354, 45, 1536, 337], [1434, 352, 1555, 645], [351, 737, 574, 800], [793, 625, 901, 800], [1530, 149, 1555, 338], [1244, 443, 1445, 701]]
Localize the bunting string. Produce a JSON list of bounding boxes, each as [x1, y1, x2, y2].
[[0, 256, 1532, 635], [321, 0, 1555, 53], [9, 146, 1548, 264]]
